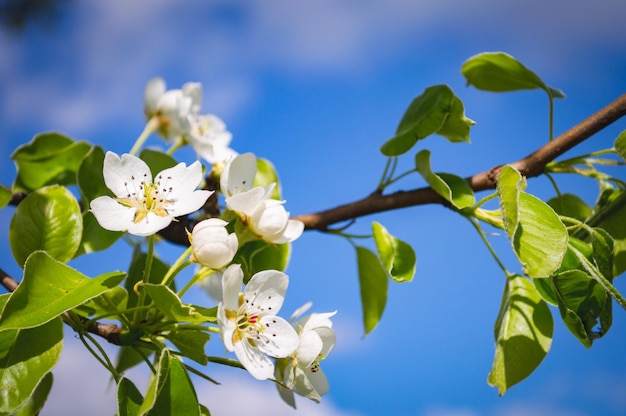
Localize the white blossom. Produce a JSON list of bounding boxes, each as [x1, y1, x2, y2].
[[187, 114, 237, 164], [217, 264, 299, 380], [191, 218, 238, 270], [90, 151, 211, 236]]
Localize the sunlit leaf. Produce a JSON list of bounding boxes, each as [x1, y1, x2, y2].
[[488, 275, 553, 395], [0, 251, 125, 331], [615, 129, 626, 161], [117, 377, 144, 416], [547, 193, 591, 222], [12, 372, 53, 416], [9, 185, 82, 267], [462, 52, 565, 98], [436, 95, 475, 143], [11, 132, 92, 192], [496, 165, 523, 238], [141, 284, 211, 324], [0, 319, 63, 416], [138, 350, 200, 416], [0, 186, 11, 210], [372, 222, 416, 283], [356, 246, 388, 335], [167, 330, 211, 365], [414, 150, 474, 209]]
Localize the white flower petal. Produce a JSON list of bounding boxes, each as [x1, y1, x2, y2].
[[192, 218, 238, 269], [296, 330, 323, 367], [126, 212, 173, 236], [221, 264, 243, 311], [221, 153, 257, 197], [234, 339, 275, 380], [225, 186, 266, 216], [293, 366, 322, 403], [198, 271, 223, 303], [157, 160, 203, 197], [217, 303, 236, 351], [257, 315, 300, 358], [315, 327, 336, 358], [182, 82, 202, 114], [90, 196, 136, 232], [290, 302, 313, 323], [299, 311, 337, 332], [305, 365, 329, 398], [144, 77, 165, 117], [244, 270, 288, 315], [103, 152, 152, 199]]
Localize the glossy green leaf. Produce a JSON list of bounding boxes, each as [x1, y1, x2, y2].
[[232, 240, 290, 283], [0, 318, 63, 416], [9, 185, 82, 267], [117, 377, 144, 416], [255, 158, 281, 199], [547, 193, 591, 222], [380, 85, 454, 156], [593, 189, 626, 277], [167, 330, 211, 365], [497, 165, 567, 277], [415, 150, 474, 209], [0, 186, 11, 210], [372, 222, 416, 283], [11, 132, 91, 192], [551, 269, 611, 347], [615, 130, 626, 161], [77, 145, 107, 205], [138, 350, 200, 416], [461, 52, 565, 98], [356, 246, 388, 335], [488, 275, 553, 395], [141, 284, 211, 324], [436, 95, 475, 143], [139, 148, 178, 177], [0, 251, 125, 331], [12, 372, 53, 416], [76, 286, 128, 318], [74, 211, 123, 257]]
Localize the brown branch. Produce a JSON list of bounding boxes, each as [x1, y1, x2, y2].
[[294, 92, 626, 231]]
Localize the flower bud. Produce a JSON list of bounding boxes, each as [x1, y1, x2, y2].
[[191, 218, 238, 269]]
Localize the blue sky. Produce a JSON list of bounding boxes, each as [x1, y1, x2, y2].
[[2, 1, 626, 415]]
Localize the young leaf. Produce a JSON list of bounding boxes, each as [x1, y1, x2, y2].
[[488, 275, 553, 395], [117, 377, 144, 416], [11, 132, 92, 192], [140, 283, 212, 324], [372, 222, 416, 283], [551, 269, 611, 348], [436, 95, 475, 143], [461, 52, 565, 98], [255, 158, 281, 199], [547, 193, 592, 222], [356, 246, 388, 335], [380, 85, 454, 156], [0, 251, 125, 331], [138, 350, 200, 416], [0, 185, 11, 210], [414, 150, 474, 209], [9, 185, 82, 267], [0, 318, 63, 415], [615, 129, 626, 161], [496, 165, 523, 238]]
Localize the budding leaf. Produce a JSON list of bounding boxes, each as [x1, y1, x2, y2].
[[461, 52, 565, 99], [614, 129, 626, 161], [356, 246, 388, 335], [488, 275, 553, 395], [414, 150, 474, 209], [9, 185, 82, 267], [372, 222, 416, 283], [140, 283, 213, 324]]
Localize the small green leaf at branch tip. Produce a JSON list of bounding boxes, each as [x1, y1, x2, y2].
[[615, 130, 626, 161], [9, 185, 83, 267], [0, 251, 125, 331], [356, 246, 388, 335], [414, 150, 474, 209], [488, 275, 553, 395], [461, 52, 564, 99], [372, 222, 416, 283]]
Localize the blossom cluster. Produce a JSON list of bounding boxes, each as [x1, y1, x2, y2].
[[87, 78, 334, 407]]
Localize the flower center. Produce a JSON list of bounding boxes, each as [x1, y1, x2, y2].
[[118, 173, 175, 223]]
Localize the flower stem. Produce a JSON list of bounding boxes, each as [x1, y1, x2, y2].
[[467, 216, 511, 277], [129, 116, 160, 156], [161, 246, 193, 287]]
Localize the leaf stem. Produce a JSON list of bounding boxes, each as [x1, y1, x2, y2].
[[129, 116, 160, 156], [467, 217, 511, 277]]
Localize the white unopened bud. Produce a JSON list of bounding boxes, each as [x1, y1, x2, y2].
[[191, 218, 238, 269]]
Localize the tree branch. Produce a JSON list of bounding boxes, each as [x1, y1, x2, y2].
[[294, 92, 626, 231]]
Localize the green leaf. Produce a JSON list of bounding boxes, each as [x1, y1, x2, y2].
[[0, 318, 63, 416], [547, 193, 592, 222], [141, 284, 212, 324], [232, 240, 290, 282], [9, 185, 83, 267], [76, 286, 128, 318], [0, 186, 11, 210], [167, 330, 211, 365], [380, 85, 454, 156], [615, 130, 626, 161], [592, 189, 626, 277], [255, 158, 281, 199], [139, 149, 178, 178], [436, 95, 475, 143], [551, 269, 611, 347], [414, 150, 474, 209], [11, 132, 91, 192], [77, 145, 108, 205], [372, 222, 416, 283], [461, 52, 565, 98], [74, 211, 123, 257], [117, 377, 144, 416], [138, 350, 200, 416], [356, 246, 388, 335], [0, 251, 125, 331], [12, 372, 53, 416], [488, 275, 553, 395], [497, 165, 568, 277]]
